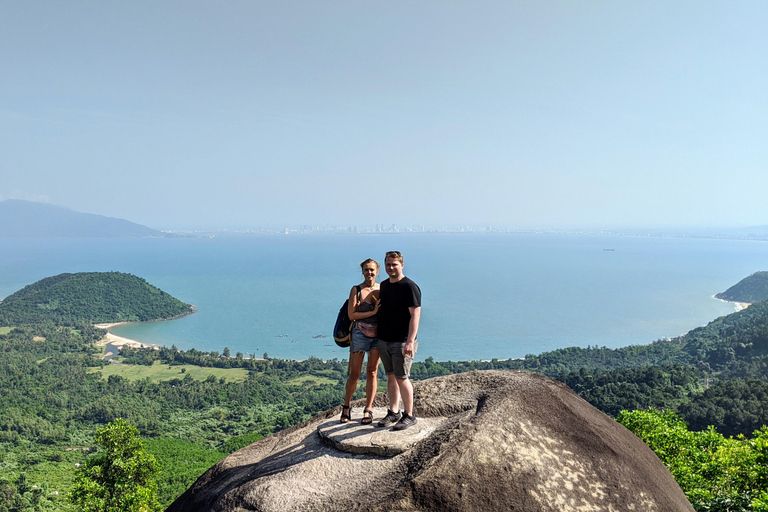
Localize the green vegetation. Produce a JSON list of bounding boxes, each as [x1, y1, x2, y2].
[[716, 271, 768, 304], [4, 272, 768, 510], [619, 409, 768, 512], [285, 374, 339, 387], [69, 419, 162, 512], [0, 272, 192, 326], [90, 360, 249, 383], [144, 438, 226, 506], [0, 323, 350, 510]]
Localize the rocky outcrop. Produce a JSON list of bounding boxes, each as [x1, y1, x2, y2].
[[167, 370, 694, 512]]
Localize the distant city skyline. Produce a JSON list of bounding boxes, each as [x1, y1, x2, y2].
[[2, 2, 767, 231], [3, 198, 768, 242]]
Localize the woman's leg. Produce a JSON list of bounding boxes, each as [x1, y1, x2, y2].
[[364, 348, 380, 411], [344, 351, 365, 406]]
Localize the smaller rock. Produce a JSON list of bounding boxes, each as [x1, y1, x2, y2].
[[317, 407, 448, 456]]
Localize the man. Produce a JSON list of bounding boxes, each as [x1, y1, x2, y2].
[[376, 250, 421, 431]]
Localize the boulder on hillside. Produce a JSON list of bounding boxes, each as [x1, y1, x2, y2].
[[167, 370, 694, 512]]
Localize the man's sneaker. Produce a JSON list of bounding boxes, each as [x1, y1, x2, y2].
[[377, 409, 402, 427], [393, 413, 417, 431]]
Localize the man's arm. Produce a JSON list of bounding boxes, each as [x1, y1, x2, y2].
[[404, 306, 421, 356]]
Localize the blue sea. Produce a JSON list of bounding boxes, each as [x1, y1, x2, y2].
[[1, 233, 766, 361]]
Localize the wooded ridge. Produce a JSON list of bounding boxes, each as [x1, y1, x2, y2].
[[0, 272, 193, 326], [716, 271, 768, 304]]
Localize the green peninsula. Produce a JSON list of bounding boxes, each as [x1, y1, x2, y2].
[[716, 271, 768, 304], [0, 271, 193, 326]]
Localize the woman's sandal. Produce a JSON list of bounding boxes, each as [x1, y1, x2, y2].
[[340, 405, 351, 423], [361, 409, 373, 425]]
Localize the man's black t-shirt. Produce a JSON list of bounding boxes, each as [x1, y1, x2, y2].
[[377, 276, 421, 343]]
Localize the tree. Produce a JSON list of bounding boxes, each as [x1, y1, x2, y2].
[[618, 409, 768, 511], [69, 419, 162, 512]]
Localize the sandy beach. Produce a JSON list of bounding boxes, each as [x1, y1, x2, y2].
[[712, 296, 751, 312], [94, 323, 159, 358], [721, 301, 751, 312]]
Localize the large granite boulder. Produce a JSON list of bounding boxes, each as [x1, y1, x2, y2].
[[167, 370, 693, 511]]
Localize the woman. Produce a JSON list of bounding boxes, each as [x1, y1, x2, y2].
[[340, 258, 381, 424]]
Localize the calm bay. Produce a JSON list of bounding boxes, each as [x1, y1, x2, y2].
[[1, 233, 766, 361]]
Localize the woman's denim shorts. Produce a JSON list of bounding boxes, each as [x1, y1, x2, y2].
[[350, 327, 378, 353]]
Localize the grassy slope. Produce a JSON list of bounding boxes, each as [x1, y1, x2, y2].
[[90, 360, 250, 383]]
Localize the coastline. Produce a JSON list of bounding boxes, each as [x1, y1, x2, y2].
[[93, 308, 195, 357], [94, 322, 161, 358], [713, 296, 751, 312]]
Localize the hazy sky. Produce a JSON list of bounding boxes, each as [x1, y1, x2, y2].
[[2, 2, 766, 230]]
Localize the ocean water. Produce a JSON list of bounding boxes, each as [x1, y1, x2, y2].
[[1, 233, 766, 361]]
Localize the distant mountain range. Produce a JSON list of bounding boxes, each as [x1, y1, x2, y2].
[[0, 200, 161, 238]]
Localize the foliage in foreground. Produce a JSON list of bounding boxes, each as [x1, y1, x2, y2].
[[69, 419, 162, 512], [618, 409, 768, 512], [144, 438, 227, 506], [0, 323, 349, 510]]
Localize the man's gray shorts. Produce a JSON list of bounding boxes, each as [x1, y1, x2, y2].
[[378, 339, 418, 379]]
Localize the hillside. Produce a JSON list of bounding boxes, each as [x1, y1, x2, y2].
[[3, 270, 768, 509], [0, 272, 193, 325], [715, 271, 768, 303], [0, 199, 160, 237]]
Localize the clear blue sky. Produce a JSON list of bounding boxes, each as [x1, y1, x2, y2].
[[2, 1, 766, 230]]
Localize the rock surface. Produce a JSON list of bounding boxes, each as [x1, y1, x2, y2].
[[317, 407, 448, 456], [167, 370, 694, 512]]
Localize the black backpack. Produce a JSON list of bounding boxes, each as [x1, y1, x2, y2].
[[333, 286, 360, 347]]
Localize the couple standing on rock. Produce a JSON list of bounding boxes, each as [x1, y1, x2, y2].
[[341, 250, 422, 431]]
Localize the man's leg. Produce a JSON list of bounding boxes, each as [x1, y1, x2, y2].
[[376, 374, 402, 427], [380, 340, 400, 413], [392, 341, 417, 430], [377, 340, 403, 427], [387, 373, 400, 413], [396, 377, 413, 416]]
